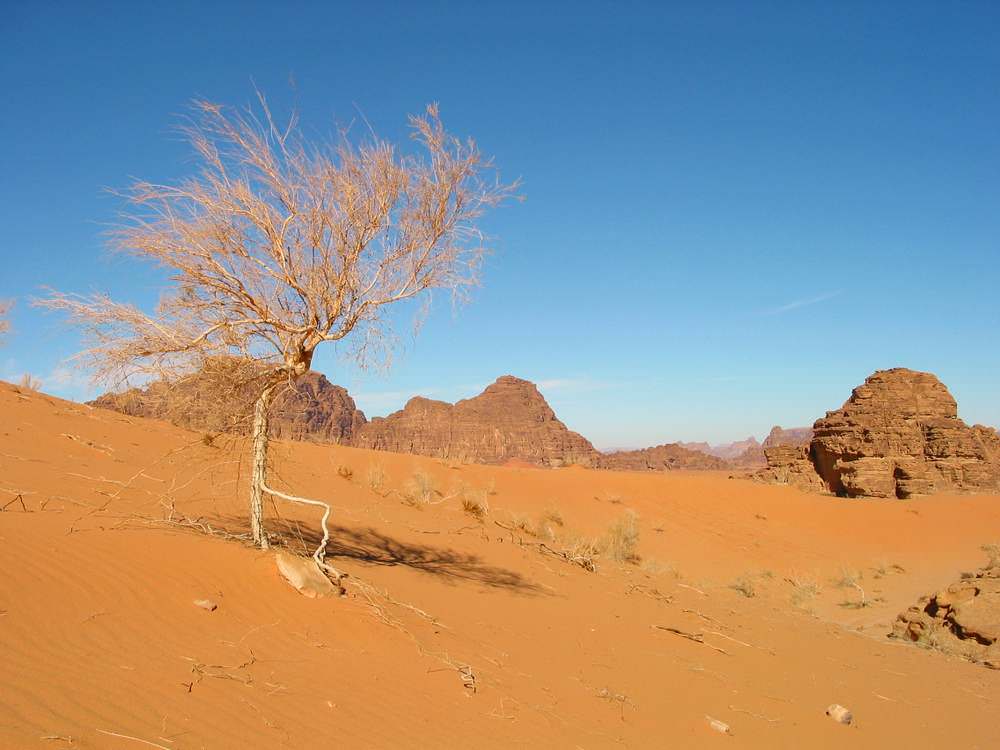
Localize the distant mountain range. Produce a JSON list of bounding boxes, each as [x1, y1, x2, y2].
[[89, 367, 808, 472]]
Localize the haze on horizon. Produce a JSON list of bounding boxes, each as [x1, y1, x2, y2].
[[1, 1, 997, 448]]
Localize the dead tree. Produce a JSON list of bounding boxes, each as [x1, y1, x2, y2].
[[39, 93, 517, 554]]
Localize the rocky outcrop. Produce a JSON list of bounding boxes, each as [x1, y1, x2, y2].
[[353, 376, 599, 467], [755, 445, 827, 492], [811, 368, 1000, 498], [762, 425, 813, 448], [892, 563, 1000, 669], [676, 437, 765, 468], [729, 441, 766, 468], [93, 370, 596, 466], [91, 368, 367, 444], [268, 373, 368, 443], [758, 368, 1000, 497], [598, 443, 729, 472]]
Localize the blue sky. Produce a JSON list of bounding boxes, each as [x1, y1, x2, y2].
[[1, 1, 998, 449]]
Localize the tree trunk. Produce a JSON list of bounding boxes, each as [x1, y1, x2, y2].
[[249, 380, 280, 549]]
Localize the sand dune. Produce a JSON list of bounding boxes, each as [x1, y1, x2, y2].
[[2, 380, 999, 748]]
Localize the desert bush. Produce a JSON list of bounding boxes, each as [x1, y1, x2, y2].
[[402, 469, 437, 505], [201, 433, 217, 447], [563, 535, 601, 572], [833, 567, 862, 588], [336, 464, 354, 481], [458, 485, 489, 521], [730, 576, 756, 598], [788, 574, 821, 607], [17, 373, 42, 391], [366, 463, 387, 492], [602, 511, 640, 564]]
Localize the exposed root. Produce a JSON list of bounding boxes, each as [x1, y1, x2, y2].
[[261, 482, 346, 585]]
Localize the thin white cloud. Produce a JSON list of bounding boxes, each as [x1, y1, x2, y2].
[[763, 289, 843, 316]]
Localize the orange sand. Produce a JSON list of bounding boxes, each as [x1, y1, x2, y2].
[[1, 381, 998, 748]]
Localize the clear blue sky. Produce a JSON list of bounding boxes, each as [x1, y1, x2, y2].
[[2, 1, 998, 449]]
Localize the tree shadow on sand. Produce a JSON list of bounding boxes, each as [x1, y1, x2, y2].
[[217, 516, 545, 595]]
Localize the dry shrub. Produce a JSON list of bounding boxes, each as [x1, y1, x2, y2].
[[458, 485, 489, 521], [18, 373, 42, 391], [602, 510, 640, 564], [366, 463, 387, 492], [730, 576, 756, 598], [562, 536, 601, 572], [833, 567, 862, 589], [403, 469, 437, 505], [788, 573, 821, 608], [336, 464, 354, 481]]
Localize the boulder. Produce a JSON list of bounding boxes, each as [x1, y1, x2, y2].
[[892, 566, 1000, 668]]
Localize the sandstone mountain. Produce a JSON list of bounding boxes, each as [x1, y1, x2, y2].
[[758, 368, 1000, 497], [675, 437, 765, 468], [762, 425, 813, 448], [92, 372, 598, 467], [90, 369, 368, 444], [353, 376, 599, 466], [597, 443, 729, 472], [679, 436, 761, 461]]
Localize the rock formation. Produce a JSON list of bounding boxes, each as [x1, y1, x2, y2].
[[762, 425, 813, 448], [728, 440, 766, 468], [598, 443, 729, 472], [755, 445, 827, 492], [758, 368, 1000, 497], [675, 437, 765, 468], [91, 368, 367, 444], [892, 561, 1000, 669], [353, 375, 599, 467]]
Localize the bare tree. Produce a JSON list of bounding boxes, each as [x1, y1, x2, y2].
[[40, 94, 517, 559]]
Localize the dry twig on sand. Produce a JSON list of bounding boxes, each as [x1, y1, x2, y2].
[[653, 625, 729, 654], [95, 729, 171, 750]]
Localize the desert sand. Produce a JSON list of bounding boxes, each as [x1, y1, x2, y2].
[[2, 380, 999, 749]]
